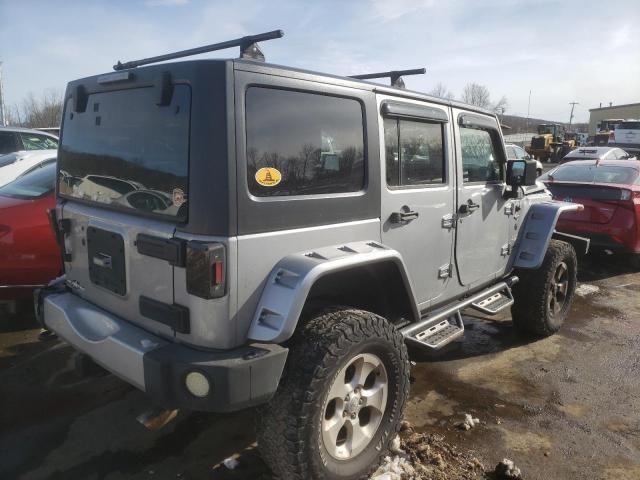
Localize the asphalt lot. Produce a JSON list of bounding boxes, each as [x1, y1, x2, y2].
[[1, 251, 639, 480]]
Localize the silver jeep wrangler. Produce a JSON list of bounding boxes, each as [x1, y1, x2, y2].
[[40, 31, 586, 480]]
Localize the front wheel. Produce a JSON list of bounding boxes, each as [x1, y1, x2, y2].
[[257, 307, 409, 480], [512, 240, 577, 336]]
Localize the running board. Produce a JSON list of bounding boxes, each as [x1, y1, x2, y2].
[[470, 287, 514, 315], [409, 312, 464, 349], [400, 276, 518, 350]]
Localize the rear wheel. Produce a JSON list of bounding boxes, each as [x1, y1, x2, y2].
[[257, 307, 409, 480], [512, 240, 577, 336]]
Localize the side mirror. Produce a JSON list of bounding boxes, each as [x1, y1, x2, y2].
[[507, 159, 537, 188]]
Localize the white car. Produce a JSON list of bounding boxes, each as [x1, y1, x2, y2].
[[505, 143, 544, 176], [0, 150, 57, 187], [613, 120, 640, 155]]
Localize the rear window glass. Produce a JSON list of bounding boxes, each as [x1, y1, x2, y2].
[[58, 85, 191, 220], [547, 165, 638, 184], [0, 162, 56, 199], [618, 122, 640, 130], [245, 87, 365, 197]]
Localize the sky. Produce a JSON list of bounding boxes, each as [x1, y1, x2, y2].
[[1, 0, 638, 123]]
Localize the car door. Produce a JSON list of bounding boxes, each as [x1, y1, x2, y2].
[[453, 110, 511, 287], [379, 96, 455, 308]]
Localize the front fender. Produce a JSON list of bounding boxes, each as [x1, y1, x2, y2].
[[511, 200, 583, 269], [246, 241, 419, 343]]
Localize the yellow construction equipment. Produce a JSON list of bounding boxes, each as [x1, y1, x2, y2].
[[526, 124, 577, 162]]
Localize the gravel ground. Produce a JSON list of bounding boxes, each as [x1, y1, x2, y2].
[[1, 252, 639, 480]]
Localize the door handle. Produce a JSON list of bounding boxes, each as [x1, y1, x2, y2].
[[390, 207, 419, 224], [459, 199, 480, 214]]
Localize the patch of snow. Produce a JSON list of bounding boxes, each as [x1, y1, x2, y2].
[[370, 456, 416, 480], [575, 284, 600, 296], [222, 457, 239, 470]]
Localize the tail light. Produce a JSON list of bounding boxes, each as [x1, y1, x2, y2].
[[0, 225, 10, 239], [186, 241, 226, 299]]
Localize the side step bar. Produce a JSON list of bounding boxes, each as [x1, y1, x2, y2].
[[401, 276, 518, 350]]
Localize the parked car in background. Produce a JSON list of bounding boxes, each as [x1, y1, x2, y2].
[[0, 126, 58, 155], [505, 143, 544, 176], [612, 120, 640, 156], [0, 161, 62, 300], [559, 146, 635, 164], [0, 151, 57, 187], [540, 160, 640, 263]]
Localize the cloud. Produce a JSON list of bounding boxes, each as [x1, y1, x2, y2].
[[368, 0, 437, 22], [144, 0, 189, 6]]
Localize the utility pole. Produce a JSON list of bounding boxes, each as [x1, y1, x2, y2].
[[568, 101, 579, 130], [526, 90, 532, 130], [0, 62, 6, 126]]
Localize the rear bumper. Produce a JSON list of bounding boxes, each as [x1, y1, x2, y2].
[[42, 291, 288, 412], [555, 221, 638, 253]]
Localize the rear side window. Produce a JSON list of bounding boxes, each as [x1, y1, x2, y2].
[[460, 127, 502, 183], [0, 132, 17, 154], [245, 87, 365, 197], [384, 118, 445, 187]]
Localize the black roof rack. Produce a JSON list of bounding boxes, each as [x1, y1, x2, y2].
[[113, 29, 284, 71], [349, 68, 426, 89]]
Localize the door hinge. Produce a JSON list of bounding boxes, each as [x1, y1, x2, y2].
[[438, 263, 452, 279], [501, 243, 512, 256], [441, 213, 456, 229], [504, 203, 515, 215]]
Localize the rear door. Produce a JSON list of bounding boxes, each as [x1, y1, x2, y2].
[[616, 121, 640, 147], [453, 110, 511, 287], [57, 84, 191, 340], [379, 96, 455, 307]]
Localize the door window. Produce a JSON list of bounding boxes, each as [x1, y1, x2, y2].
[[384, 118, 445, 187], [460, 127, 503, 183], [19, 133, 58, 150]]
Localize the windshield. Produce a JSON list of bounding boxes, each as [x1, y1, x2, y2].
[[58, 85, 191, 221], [537, 125, 556, 135], [544, 164, 638, 185], [0, 162, 56, 199]]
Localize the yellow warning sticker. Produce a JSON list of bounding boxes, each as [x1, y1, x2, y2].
[[255, 167, 282, 187]]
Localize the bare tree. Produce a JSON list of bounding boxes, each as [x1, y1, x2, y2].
[[428, 82, 454, 100], [11, 89, 63, 128], [461, 83, 509, 117], [461, 83, 491, 109], [493, 95, 509, 116]]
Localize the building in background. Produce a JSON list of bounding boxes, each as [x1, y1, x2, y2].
[[589, 102, 640, 135]]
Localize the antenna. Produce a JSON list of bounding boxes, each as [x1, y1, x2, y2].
[[349, 68, 426, 89], [113, 29, 284, 71]]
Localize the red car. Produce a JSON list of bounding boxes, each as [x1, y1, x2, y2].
[[0, 162, 62, 300], [541, 159, 640, 260]]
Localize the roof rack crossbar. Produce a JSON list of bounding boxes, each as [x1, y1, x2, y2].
[[349, 68, 426, 88], [113, 29, 284, 71]]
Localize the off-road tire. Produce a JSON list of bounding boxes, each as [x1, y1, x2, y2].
[[256, 307, 409, 480], [512, 240, 577, 336]]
